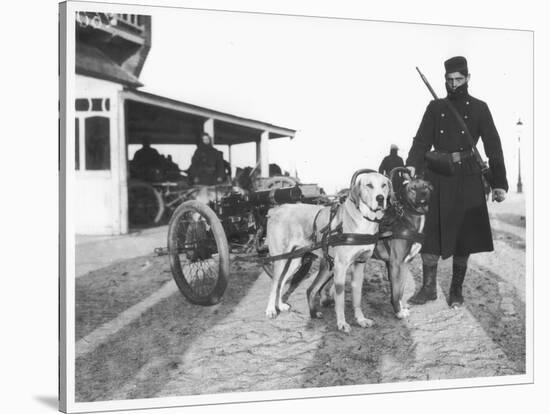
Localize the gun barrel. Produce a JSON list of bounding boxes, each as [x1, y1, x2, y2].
[[416, 66, 439, 99], [248, 186, 302, 205]]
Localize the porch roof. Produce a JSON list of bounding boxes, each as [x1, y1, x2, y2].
[[122, 89, 296, 146]]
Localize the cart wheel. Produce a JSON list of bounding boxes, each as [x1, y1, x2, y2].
[[167, 200, 229, 305], [128, 180, 165, 226]]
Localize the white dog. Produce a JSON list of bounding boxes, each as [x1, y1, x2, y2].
[[265, 172, 391, 333]]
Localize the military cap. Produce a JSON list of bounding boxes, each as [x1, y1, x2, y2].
[[444, 56, 468, 74]]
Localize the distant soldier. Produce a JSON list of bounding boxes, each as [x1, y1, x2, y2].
[[378, 144, 404, 176]]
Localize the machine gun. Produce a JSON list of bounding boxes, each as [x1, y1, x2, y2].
[[216, 186, 303, 246]]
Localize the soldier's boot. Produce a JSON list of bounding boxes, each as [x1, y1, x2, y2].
[[449, 256, 469, 308], [408, 263, 438, 305]]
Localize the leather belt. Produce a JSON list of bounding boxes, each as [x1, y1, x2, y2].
[[450, 149, 473, 163]]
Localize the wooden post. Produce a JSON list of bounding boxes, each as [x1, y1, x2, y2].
[[256, 140, 261, 169], [260, 130, 269, 177], [117, 94, 128, 234], [228, 144, 233, 178], [203, 118, 215, 144]]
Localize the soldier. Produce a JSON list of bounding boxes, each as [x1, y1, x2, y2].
[[406, 56, 508, 308], [378, 144, 405, 176]]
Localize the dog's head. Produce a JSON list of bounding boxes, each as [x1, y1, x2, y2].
[[388, 167, 433, 214], [401, 175, 433, 214], [348, 172, 392, 216]]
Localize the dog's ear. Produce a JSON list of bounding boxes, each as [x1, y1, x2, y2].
[[348, 180, 362, 210], [385, 175, 394, 206], [385, 175, 393, 197]]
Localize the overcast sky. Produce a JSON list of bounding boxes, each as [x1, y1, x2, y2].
[[137, 7, 533, 193]]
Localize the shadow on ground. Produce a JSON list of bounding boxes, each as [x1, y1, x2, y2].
[[34, 396, 58, 411], [75, 259, 262, 402], [439, 261, 526, 373], [76, 254, 173, 340], [299, 260, 419, 387], [75, 245, 525, 402]]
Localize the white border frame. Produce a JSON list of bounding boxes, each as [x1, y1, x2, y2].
[[59, 1, 535, 413]]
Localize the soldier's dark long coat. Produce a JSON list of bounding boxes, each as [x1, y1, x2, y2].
[[406, 89, 508, 259]]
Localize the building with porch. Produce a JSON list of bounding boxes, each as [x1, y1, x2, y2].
[[74, 12, 295, 235]]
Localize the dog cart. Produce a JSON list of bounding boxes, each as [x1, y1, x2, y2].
[[162, 170, 380, 306]]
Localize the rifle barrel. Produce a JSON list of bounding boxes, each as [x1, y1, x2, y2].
[[416, 66, 438, 99]]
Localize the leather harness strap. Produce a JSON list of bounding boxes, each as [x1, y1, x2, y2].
[[260, 178, 426, 266], [262, 202, 380, 267]]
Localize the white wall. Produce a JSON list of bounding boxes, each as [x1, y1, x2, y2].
[[74, 75, 124, 235]]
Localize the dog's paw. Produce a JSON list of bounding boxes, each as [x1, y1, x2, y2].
[[337, 321, 352, 333], [278, 302, 291, 312], [356, 316, 374, 328], [396, 308, 410, 319], [309, 308, 324, 319], [265, 307, 278, 319]]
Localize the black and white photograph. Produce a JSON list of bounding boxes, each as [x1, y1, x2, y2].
[[47, 0, 544, 412]]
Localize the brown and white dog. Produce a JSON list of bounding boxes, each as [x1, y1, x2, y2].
[[314, 169, 433, 320], [265, 171, 391, 333]]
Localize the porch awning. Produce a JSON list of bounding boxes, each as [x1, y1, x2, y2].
[[121, 89, 296, 146]]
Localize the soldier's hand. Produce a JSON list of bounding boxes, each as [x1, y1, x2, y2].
[[406, 166, 416, 177], [491, 188, 506, 202]]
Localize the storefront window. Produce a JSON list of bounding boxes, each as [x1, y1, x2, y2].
[[85, 116, 110, 170]]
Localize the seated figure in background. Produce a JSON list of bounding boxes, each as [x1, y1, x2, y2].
[[162, 154, 184, 181], [187, 133, 226, 185], [130, 138, 163, 182]]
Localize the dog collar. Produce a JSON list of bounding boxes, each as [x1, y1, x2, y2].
[[364, 214, 383, 223]]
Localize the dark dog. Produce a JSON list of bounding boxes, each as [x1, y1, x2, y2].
[[309, 168, 433, 320]]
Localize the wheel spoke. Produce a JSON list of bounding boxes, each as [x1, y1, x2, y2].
[[167, 201, 228, 304]]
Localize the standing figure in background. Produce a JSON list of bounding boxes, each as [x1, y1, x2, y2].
[[187, 133, 225, 185], [378, 144, 405, 176], [406, 56, 508, 308]]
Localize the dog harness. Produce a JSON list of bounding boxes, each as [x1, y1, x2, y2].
[[310, 202, 380, 269], [373, 171, 427, 259], [259, 201, 380, 269]]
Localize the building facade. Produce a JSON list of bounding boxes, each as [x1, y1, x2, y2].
[[73, 11, 295, 235]]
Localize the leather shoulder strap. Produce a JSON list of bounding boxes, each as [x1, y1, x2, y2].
[[443, 98, 487, 171]]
